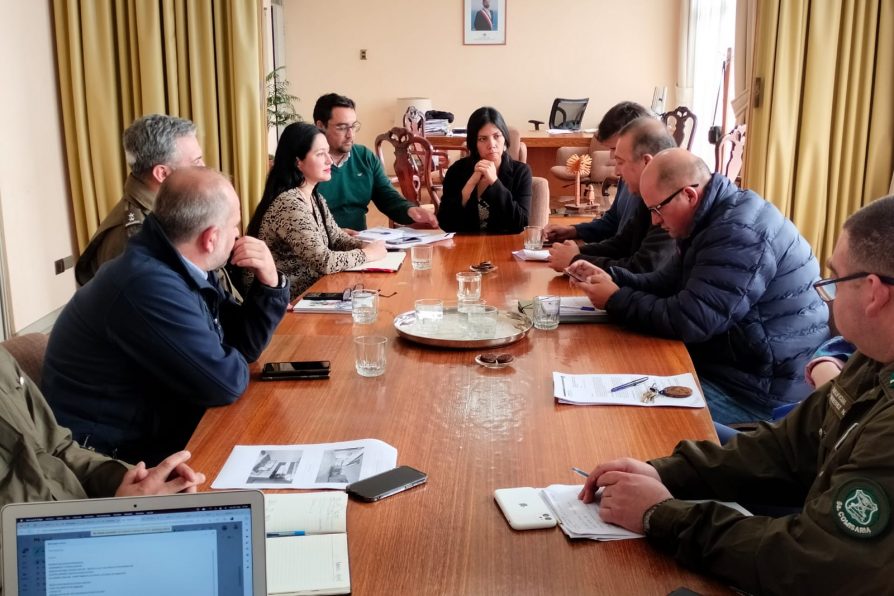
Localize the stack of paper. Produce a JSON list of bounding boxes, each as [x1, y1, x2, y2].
[[424, 119, 449, 135], [291, 299, 352, 314], [541, 484, 643, 541], [512, 249, 550, 261], [345, 250, 406, 272], [553, 372, 706, 408], [516, 297, 608, 323], [356, 227, 454, 249]]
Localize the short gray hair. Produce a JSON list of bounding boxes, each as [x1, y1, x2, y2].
[[620, 117, 677, 161], [843, 194, 894, 276], [123, 114, 197, 178], [154, 168, 232, 244]]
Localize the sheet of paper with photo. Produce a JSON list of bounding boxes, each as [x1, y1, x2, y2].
[[210, 438, 398, 490], [552, 372, 705, 408]]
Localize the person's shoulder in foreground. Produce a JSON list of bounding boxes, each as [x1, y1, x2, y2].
[[43, 167, 288, 466], [577, 193, 894, 594], [0, 346, 205, 508]]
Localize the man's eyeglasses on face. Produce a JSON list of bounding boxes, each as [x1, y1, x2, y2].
[[648, 183, 700, 217], [330, 122, 362, 134], [813, 272, 894, 302]]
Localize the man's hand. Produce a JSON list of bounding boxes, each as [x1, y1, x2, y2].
[[567, 260, 619, 309], [475, 159, 498, 186], [362, 240, 387, 262], [548, 240, 580, 272], [115, 450, 206, 497], [578, 457, 661, 503], [594, 471, 672, 534], [231, 236, 278, 287], [407, 206, 439, 229], [543, 224, 577, 243]]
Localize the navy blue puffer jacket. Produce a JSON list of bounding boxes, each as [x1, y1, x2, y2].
[[606, 174, 829, 409]]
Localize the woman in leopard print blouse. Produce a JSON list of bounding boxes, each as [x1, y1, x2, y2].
[[246, 123, 386, 298]]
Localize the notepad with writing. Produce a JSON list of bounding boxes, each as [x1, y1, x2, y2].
[[265, 492, 351, 595], [345, 250, 406, 272]]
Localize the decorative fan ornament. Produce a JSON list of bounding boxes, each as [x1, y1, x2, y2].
[[565, 154, 593, 205]]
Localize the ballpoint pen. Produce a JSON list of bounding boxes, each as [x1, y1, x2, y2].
[[560, 305, 596, 311], [570, 467, 589, 478], [610, 376, 649, 392], [266, 530, 306, 538]]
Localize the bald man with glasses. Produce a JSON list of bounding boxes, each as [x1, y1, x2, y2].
[[576, 194, 894, 595], [568, 148, 829, 424], [312, 93, 438, 232]]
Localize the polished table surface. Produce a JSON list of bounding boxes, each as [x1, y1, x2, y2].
[[187, 233, 727, 594]]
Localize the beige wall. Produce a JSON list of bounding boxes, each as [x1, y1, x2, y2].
[[282, 0, 681, 148], [0, 0, 76, 333]]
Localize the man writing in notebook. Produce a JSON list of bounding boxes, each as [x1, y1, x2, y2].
[[313, 93, 439, 231], [579, 194, 894, 594], [0, 347, 204, 509], [43, 167, 289, 467]]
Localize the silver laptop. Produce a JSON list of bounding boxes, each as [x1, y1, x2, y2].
[[1, 490, 266, 595]]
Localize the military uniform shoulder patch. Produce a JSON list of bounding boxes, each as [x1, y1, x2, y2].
[[834, 479, 890, 538]]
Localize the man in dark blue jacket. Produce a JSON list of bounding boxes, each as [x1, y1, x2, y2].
[[43, 168, 289, 466], [569, 148, 828, 423]]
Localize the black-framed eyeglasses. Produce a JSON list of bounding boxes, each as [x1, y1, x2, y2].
[[330, 122, 361, 134], [647, 183, 700, 217], [813, 272, 894, 302]]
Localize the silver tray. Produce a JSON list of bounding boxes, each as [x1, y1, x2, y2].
[[393, 308, 532, 349]]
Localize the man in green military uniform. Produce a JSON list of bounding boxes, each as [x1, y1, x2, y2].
[[578, 194, 894, 594], [74, 114, 204, 285], [313, 93, 439, 232]]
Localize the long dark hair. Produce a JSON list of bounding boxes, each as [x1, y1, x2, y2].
[[465, 106, 511, 161], [247, 122, 322, 238]]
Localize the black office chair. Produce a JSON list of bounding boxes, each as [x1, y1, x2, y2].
[[529, 98, 589, 131]]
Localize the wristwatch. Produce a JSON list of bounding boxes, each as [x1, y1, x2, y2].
[[642, 498, 673, 534]]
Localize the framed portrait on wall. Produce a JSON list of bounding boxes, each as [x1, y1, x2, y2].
[[463, 0, 506, 45]]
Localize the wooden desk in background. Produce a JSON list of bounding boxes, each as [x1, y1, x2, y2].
[[186, 234, 726, 595], [430, 131, 592, 199]]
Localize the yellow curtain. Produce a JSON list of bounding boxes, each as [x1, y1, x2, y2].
[[744, 0, 894, 269], [53, 0, 266, 250]]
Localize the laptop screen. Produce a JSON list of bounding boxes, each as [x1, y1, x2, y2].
[[12, 502, 255, 596]]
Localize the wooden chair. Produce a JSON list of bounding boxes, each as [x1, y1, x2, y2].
[[402, 107, 467, 197], [375, 127, 440, 221], [661, 106, 698, 150], [715, 123, 747, 186]]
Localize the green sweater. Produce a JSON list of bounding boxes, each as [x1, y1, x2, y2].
[[315, 144, 414, 230]]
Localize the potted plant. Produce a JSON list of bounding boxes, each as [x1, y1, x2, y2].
[[267, 66, 301, 163]]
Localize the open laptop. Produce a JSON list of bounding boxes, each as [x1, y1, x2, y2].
[[1, 490, 266, 595]]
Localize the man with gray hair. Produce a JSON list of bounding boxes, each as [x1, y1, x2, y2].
[[44, 168, 288, 466], [74, 114, 204, 285]]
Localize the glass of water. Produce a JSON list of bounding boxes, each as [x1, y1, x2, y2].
[[354, 336, 387, 377], [467, 304, 498, 339], [524, 226, 543, 250], [414, 299, 444, 327], [456, 271, 482, 302], [411, 244, 433, 270], [533, 295, 560, 330], [351, 289, 378, 324]]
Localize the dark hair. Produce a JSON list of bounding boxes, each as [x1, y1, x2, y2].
[[123, 114, 197, 178], [313, 93, 356, 125], [246, 122, 322, 238], [466, 106, 512, 161], [620, 117, 677, 160], [595, 101, 650, 142], [843, 194, 894, 275]]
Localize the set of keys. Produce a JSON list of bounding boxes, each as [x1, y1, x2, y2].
[[641, 384, 694, 403]]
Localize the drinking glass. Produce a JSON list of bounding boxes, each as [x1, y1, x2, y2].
[[456, 271, 482, 302], [467, 304, 499, 339], [414, 299, 444, 327], [354, 336, 387, 377], [524, 226, 544, 250], [411, 244, 433, 270], [533, 295, 560, 330], [351, 289, 378, 324]]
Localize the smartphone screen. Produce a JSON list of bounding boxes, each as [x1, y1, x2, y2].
[[265, 361, 330, 373], [346, 466, 427, 501], [304, 292, 347, 301]]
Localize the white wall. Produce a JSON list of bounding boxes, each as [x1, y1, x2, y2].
[[0, 0, 76, 332], [282, 0, 681, 147]]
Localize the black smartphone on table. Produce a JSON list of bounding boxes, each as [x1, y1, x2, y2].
[[304, 291, 348, 301], [261, 360, 331, 381], [346, 465, 428, 502]]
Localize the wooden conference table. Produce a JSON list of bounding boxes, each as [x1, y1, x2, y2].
[[186, 233, 727, 594], [430, 130, 594, 199]]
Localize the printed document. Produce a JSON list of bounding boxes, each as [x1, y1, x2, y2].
[[552, 372, 705, 408]]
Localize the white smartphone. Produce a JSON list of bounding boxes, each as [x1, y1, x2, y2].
[[494, 487, 558, 530]]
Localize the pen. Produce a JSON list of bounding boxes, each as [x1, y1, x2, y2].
[[610, 376, 649, 392], [570, 467, 589, 478], [266, 530, 306, 538], [560, 306, 596, 312]]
